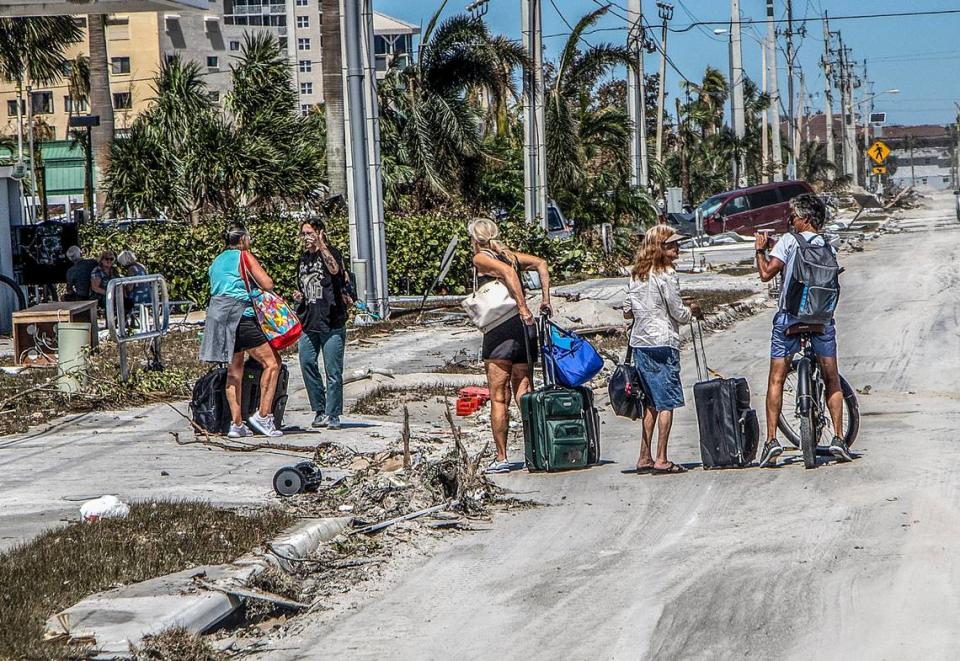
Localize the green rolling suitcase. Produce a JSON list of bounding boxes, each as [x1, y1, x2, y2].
[[520, 315, 591, 472]]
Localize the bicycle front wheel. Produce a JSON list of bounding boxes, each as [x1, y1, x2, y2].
[[777, 360, 860, 449], [800, 410, 817, 469]]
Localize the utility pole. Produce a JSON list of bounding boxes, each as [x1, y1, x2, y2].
[[766, 0, 783, 181], [839, 36, 857, 181], [342, 0, 389, 319], [785, 0, 797, 179], [521, 0, 548, 229], [730, 0, 746, 186], [654, 2, 673, 169], [822, 11, 835, 178], [761, 41, 768, 183], [796, 70, 805, 177], [627, 0, 649, 190], [861, 62, 872, 191]]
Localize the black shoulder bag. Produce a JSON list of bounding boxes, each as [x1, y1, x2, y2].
[[607, 321, 647, 420]]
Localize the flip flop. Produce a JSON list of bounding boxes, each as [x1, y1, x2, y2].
[[652, 462, 687, 475], [636, 465, 655, 475]]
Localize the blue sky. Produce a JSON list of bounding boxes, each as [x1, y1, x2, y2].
[[375, 0, 960, 127]]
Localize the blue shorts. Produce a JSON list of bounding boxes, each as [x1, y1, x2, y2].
[[770, 311, 837, 359], [632, 346, 685, 411]]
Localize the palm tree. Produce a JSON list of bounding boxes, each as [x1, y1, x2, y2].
[[544, 6, 633, 196], [683, 66, 728, 138], [377, 4, 526, 202], [0, 16, 80, 214], [87, 14, 114, 215], [798, 140, 836, 183], [321, 0, 346, 196]]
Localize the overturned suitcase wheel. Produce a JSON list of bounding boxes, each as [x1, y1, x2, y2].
[[273, 466, 305, 497]]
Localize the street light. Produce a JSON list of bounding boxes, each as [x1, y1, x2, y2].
[[67, 114, 100, 222]]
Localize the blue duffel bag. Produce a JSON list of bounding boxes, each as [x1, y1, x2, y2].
[[543, 320, 604, 388]]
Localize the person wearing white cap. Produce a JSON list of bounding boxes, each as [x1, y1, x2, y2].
[[623, 225, 702, 475]]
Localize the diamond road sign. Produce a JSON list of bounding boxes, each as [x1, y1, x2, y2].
[[868, 140, 890, 164]]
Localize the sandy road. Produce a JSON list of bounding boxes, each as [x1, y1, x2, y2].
[[275, 193, 960, 660]]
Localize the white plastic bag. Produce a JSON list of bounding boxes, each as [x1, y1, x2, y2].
[[80, 495, 130, 523]]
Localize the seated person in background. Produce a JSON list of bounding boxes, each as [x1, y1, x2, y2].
[[90, 250, 118, 310], [117, 250, 151, 307], [64, 246, 98, 301]]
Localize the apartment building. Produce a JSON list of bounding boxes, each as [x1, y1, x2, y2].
[[0, 4, 418, 139]]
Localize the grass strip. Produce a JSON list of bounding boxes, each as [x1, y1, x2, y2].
[[0, 501, 293, 660]]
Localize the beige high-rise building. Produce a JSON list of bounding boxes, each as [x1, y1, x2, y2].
[[0, 4, 418, 141]]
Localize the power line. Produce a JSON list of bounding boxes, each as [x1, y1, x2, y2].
[[669, 8, 960, 32]]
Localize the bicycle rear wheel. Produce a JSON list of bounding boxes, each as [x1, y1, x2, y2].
[[777, 360, 860, 448]]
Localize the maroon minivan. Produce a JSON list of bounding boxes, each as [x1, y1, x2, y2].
[[696, 180, 814, 235]]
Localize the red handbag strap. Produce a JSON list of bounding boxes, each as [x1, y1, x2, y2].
[[238, 250, 259, 292]]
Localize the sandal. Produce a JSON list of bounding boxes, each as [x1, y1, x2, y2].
[[636, 465, 655, 475], [652, 462, 687, 475]]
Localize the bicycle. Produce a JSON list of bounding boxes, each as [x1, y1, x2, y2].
[[776, 323, 860, 469]]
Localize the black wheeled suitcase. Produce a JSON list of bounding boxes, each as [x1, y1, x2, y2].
[[241, 358, 290, 429], [691, 321, 760, 468], [575, 386, 602, 465]]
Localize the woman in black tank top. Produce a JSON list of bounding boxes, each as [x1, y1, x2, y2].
[[468, 218, 553, 474]]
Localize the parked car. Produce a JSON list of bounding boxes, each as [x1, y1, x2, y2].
[[695, 180, 814, 235], [546, 201, 575, 240]]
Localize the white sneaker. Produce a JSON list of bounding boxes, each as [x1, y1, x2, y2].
[[483, 459, 511, 474], [247, 412, 283, 437], [228, 423, 253, 438]]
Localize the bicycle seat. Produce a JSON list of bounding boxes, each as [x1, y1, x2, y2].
[[786, 323, 825, 337]]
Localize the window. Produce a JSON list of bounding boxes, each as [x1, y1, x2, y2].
[[207, 55, 219, 70], [6, 100, 24, 116], [296, 0, 307, 5], [64, 95, 89, 113], [208, 91, 221, 103], [113, 92, 132, 109], [165, 53, 177, 64], [298, 59, 312, 73], [297, 37, 310, 50], [296, 15, 309, 28], [32, 91, 54, 114], [301, 103, 311, 114], [921, 178, 928, 185], [945, 177, 952, 184], [111, 56, 131, 74], [229, 40, 241, 51], [746, 188, 781, 209], [106, 16, 130, 40], [300, 82, 313, 95], [779, 183, 808, 200], [723, 195, 750, 216]]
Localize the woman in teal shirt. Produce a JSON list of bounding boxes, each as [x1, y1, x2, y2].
[[201, 222, 284, 438]]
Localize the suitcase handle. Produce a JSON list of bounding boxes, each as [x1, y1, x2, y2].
[[690, 319, 710, 383]]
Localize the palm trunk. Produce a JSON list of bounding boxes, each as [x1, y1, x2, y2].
[[322, 0, 346, 196], [87, 14, 114, 216]]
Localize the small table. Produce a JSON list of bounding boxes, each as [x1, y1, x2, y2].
[[12, 300, 99, 365]]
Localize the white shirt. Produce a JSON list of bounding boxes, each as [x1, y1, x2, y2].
[[770, 231, 837, 312], [625, 269, 692, 349]]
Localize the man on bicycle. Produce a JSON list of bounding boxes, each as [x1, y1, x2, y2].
[[754, 194, 852, 467]]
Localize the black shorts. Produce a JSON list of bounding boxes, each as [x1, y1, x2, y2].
[[235, 315, 268, 352], [481, 314, 538, 364]]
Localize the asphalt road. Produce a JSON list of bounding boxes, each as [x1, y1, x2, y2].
[[276, 192, 960, 660]]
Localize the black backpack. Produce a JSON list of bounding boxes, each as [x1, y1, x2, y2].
[[190, 367, 232, 434], [784, 232, 841, 324]]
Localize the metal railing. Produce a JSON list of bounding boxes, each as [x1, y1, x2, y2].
[[105, 274, 170, 383]]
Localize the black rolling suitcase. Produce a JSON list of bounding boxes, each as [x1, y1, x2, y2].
[[691, 321, 760, 468], [241, 358, 290, 429], [575, 386, 602, 466]]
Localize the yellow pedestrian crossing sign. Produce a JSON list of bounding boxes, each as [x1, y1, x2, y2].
[[868, 140, 890, 164], [872, 166, 887, 175]]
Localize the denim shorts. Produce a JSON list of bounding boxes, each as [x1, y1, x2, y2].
[[770, 311, 837, 359], [632, 346, 684, 411]]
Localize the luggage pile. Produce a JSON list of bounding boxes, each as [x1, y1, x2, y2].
[[520, 316, 601, 472], [190, 358, 289, 434]]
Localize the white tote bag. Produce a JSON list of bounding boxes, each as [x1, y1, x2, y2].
[[461, 258, 520, 333]]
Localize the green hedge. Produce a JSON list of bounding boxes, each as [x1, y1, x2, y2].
[[79, 212, 615, 304]]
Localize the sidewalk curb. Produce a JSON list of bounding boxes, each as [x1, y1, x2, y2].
[[48, 517, 352, 659]]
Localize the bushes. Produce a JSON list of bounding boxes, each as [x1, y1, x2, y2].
[[78, 211, 621, 305]]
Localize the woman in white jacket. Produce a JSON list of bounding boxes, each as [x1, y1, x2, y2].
[[624, 225, 702, 475]]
